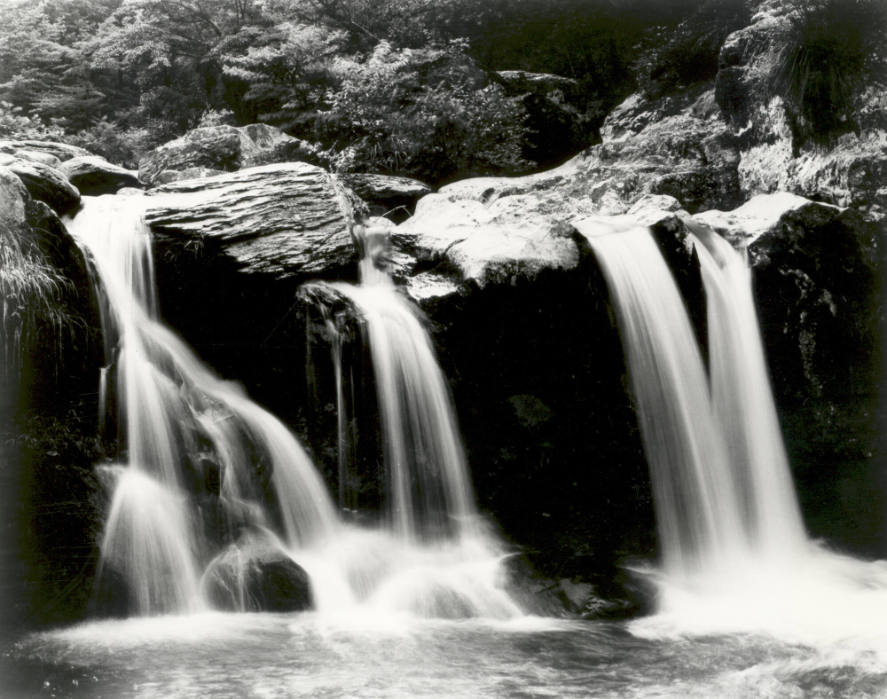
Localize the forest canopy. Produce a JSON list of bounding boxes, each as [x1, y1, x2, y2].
[[0, 0, 737, 182]]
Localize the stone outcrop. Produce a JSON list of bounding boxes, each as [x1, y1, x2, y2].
[[138, 123, 325, 186], [0, 140, 91, 163], [712, 1, 887, 215], [0, 165, 103, 629], [144, 162, 360, 280], [392, 191, 581, 302], [59, 155, 141, 195], [203, 533, 313, 612], [496, 70, 596, 167], [0, 154, 80, 215]]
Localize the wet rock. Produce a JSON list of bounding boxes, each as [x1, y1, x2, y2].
[[392, 191, 581, 299], [144, 162, 360, 280], [0, 155, 80, 215], [59, 155, 141, 195], [203, 533, 313, 612], [339, 173, 431, 221], [138, 123, 325, 185]]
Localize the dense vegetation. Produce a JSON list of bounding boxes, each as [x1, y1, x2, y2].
[[0, 0, 720, 183]]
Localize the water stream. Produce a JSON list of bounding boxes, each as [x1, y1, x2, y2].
[[4, 206, 887, 697]]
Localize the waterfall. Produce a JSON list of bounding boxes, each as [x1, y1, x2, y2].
[[301, 224, 521, 618], [65, 197, 518, 620], [692, 229, 807, 557], [577, 220, 747, 575], [65, 195, 339, 615]]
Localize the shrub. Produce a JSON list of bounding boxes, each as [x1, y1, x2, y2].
[[316, 40, 531, 184], [0, 219, 73, 386], [68, 119, 156, 168], [775, 0, 887, 147]]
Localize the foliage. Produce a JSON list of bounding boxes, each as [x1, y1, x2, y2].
[[68, 119, 156, 169], [636, 0, 750, 98], [0, 213, 74, 387], [316, 41, 530, 183], [775, 0, 887, 147], [220, 21, 346, 130]]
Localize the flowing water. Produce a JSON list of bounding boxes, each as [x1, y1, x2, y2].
[[61, 196, 517, 620], [5, 205, 887, 696]]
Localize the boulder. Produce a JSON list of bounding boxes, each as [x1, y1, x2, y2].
[[59, 155, 141, 195], [144, 162, 360, 280], [392, 191, 581, 302], [338, 173, 431, 221], [0, 140, 91, 163], [202, 533, 313, 612], [496, 70, 595, 166], [138, 123, 325, 185], [0, 155, 80, 215]]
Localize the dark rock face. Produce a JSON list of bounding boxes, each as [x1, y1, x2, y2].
[[145, 162, 359, 280], [496, 70, 596, 167], [143, 162, 363, 434], [138, 123, 325, 186], [0, 154, 80, 215], [0, 166, 103, 631], [203, 534, 313, 612], [59, 155, 141, 195]]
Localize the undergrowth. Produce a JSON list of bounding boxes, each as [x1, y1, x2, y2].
[[0, 218, 77, 388], [775, 0, 887, 147]]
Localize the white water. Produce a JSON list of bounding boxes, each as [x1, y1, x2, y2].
[[66, 195, 339, 614], [579, 220, 746, 575], [65, 196, 518, 621], [692, 229, 807, 557], [581, 217, 887, 662], [301, 224, 520, 617]]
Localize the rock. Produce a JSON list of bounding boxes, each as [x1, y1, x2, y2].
[[144, 162, 360, 280], [392, 191, 581, 299], [138, 123, 325, 185], [713, 3, 887, 214], [202, 532, 313, 612], [0, 140, 91, 162], [59, 155, 141, 195], [0, 155, 80, 214], [338, 173, 431, 221], [496, 70, 595, 166], [153, 166, 227, 185]]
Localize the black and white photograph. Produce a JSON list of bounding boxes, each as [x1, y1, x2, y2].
[[1, 0, 885, 696]]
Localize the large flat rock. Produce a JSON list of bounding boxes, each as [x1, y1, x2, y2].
[[144, 162, 360, 279]]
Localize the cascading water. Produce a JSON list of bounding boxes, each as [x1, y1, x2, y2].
[[576, 219, 747, 575], [300, 224, 521, 618], [691, 228, 807, 557], [578, 217, 887, 654], [65, 194, 340, 615], [65, 195, 518, 621]]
